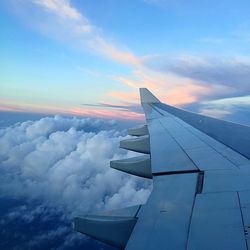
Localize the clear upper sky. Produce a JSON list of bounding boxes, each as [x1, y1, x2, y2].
[[1, 0, 250, 120]]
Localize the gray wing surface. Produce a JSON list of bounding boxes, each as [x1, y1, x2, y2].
[[74, 88, 250, 250]]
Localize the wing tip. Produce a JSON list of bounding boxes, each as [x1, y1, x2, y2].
[[139, 88, 160, 104]]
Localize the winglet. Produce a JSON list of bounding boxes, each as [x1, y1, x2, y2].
[[139, 88, 160, 104]]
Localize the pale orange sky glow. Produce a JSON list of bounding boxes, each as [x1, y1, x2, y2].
[[0, 99, 144, 120], [108, 91, 140, 103], [160, 83, 213, 106], [109, 69, 214, 111], [69, 107, 144, 120], [0, 76, 214, 120], [2, 0, 250, 122]]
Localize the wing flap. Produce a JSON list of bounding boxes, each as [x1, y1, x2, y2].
[[187, 192, 247, 250], [126, 173, 198, 250]]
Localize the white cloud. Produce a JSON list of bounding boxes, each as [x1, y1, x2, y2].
[[198, 108, 232, 119], [11, 0, 141, 66], [33, 0, 83, 21], [198, 95, 250, 119], [202, 95, 250, 107], [0, 116, 152, 218]]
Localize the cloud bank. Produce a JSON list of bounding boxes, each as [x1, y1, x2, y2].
[[0, 115, 151, 214], [0, 115, 152, 248]]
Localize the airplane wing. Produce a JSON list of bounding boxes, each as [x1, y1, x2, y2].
[[74, 88, 250, 250]]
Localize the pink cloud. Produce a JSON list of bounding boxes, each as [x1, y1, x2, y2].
[[94, 38, 142, 66], [68, 107, 144, 120], [112, 69, 214, 107], [160, 84, 212, 106], [0, 99, 143, 121]]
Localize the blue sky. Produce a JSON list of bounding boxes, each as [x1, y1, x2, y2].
[[1, 0, 250, 120]]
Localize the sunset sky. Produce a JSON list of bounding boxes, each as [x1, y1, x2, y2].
[[1, 0, 250, 120], [2, 2, 250, 249]]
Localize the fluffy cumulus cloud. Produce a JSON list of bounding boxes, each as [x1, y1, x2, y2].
[[0, 115, 152, 249]]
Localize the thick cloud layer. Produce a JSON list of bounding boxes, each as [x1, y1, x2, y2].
[[0, 115, 152, 214], [0, 115, 152, 249]]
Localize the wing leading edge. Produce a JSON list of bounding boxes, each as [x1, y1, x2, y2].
[[74, 88, 250, 250]]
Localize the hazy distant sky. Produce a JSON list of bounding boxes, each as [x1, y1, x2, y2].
[[1, 0, 250, 120]]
